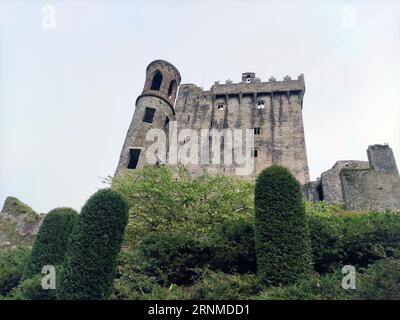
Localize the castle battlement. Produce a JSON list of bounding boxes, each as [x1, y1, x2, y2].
[[211, 73, 305, 96]]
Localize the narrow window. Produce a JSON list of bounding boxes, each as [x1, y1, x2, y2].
[[217, 103, 224, 110], [188, 115, 190, 122], [251, 149, 258, 158], [257, 101, 265, 109], [150, 71, 163, 91], [127, 149, 141, 169], [143, 107, 156, 123], [164, 116, 170, 131], [168, 80, 177, 98], [254, 128, 261, 135]]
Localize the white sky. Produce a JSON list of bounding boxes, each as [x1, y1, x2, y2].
[[0, 0, 399, 213]]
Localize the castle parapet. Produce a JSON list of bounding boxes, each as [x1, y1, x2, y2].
[[211, 73, 305, 97]]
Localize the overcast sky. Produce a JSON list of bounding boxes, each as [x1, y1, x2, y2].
[[1, 0, 399, 213]]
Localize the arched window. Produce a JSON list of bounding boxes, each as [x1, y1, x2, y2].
[[168, 80, 177, 98], [151, 71, 163, 91]]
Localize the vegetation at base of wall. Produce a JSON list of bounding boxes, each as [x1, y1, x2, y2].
[[355, 258, 400, 300], [137, 232, 213, 286], [22, 208, 78, 280], [256, 271, 351, 300], [0, 247, 31, 296], [109, 165, 254, 249], [190, 271, 262, 300], [58, 189, 128, 300], [7, 265, 63, 300], [306, 202, 400, 273], [254, 165, 312, 286], [210, 218, 256, 274]]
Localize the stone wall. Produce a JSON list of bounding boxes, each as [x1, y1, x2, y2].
[[303, 180, 322, 202], [306, 144, 400, 212], [340, 169, 400, 211], [320, 160, 369, 203], [173, 75, 310, 184]]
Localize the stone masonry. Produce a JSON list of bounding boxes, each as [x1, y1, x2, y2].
[[115, 60, 310, 184], [304, 144, 400, 211]]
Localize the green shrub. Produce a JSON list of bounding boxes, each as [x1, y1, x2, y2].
[[257, 259, 400, 300], [0, 247, 31, 296], [112, 271, 190, 300], [58, 189, 128, 300], [307, 203, 400, 273], [191, 270, 262, 300], [257, 271, 351, 300], [22, 207, 77, 280], [355, 259, 400, 300], [210, 219, 256, 274], [112, 250, 192, 300], [254, 166, 312, 286], [110, 165, 254, 249], [10, 274, 54, 300], [9, 266, 63, 300], [137, 232, 213, 286]]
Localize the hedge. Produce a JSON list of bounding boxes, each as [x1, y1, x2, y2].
[[58, 189, 128, 300], [0, 247, 31, 296], [307, 203, 400, 273], [22, 207, 77, 280], [210, 218, 256, 274], [254, 165, 312, 285], [137, 232, 213, 286]]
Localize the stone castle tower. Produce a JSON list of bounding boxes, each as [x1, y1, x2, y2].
[[116, 59, 310, 184]]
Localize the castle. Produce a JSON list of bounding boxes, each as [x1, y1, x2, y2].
[[115, 59, 309, 184], [116, 60, 400, 211]]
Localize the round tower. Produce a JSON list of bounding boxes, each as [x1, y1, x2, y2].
[[115, 60, 181, 174], [141, 59, 181, 105]]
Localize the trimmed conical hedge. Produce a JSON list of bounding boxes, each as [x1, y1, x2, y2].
[[254, 165, 312, 285], [22, 207, 77, 280], [58, 189, 128, 300]]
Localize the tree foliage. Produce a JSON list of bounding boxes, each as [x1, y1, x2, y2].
[[110, 165, 254, 248]]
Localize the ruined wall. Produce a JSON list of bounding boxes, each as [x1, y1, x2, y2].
[[320, 160, 369, 203], [339, 144, 400, 211], [306, 144, 400, 212], [303, 180, 322, 202], [367, 144, 398, 173], [340, 169, 400, 211]]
